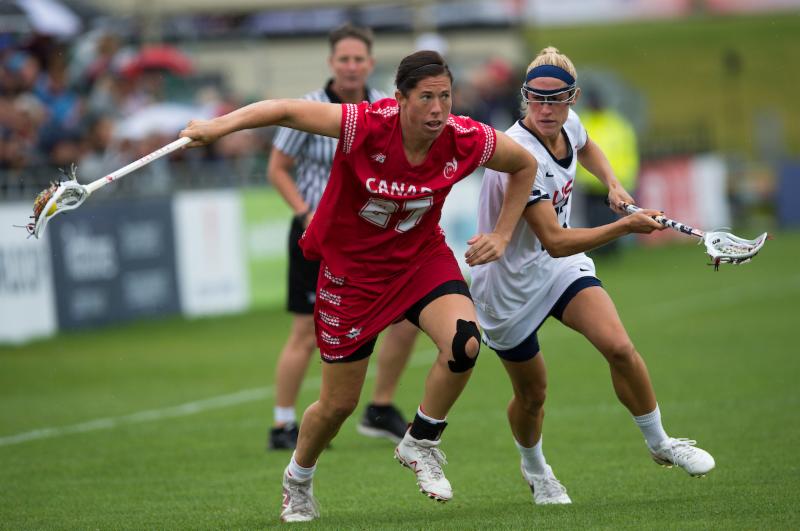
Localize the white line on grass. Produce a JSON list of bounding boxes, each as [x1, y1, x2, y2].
[[3, 274, 796, 448], [0, 350, 436, 448]]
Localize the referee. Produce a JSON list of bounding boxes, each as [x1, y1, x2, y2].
[[267, 23, 418, 450]]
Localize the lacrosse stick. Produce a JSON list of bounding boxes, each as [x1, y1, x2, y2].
[[25, 137, 192, 239], [618, 201, 769, 270]]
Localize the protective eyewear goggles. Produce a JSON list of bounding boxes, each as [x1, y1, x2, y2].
[[520, 84, 577, 106]]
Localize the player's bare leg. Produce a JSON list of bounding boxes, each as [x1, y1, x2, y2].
[[502, 355, 547, 447], [270, 314, 317, 450], [372, 320, 417, 404], [560, 286, 714, 476], [275, 314, 317, 413], [294, 357, 370, 467], [417, 294, 479, 417], [282, 357, 369, 523], [395, 294, 479, 502], [503, 356, 571, 504], [358, 320, 417, 443], [560, 286, 656, 415]]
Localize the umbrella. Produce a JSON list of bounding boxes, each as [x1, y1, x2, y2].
[[113, 103, 212, 141], [121, 45, 194, 78], [6, 0, 82, 38]]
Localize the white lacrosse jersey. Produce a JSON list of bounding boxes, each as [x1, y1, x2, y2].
[[471, 109, 598, 351]]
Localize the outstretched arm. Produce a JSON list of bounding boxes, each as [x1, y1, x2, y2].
[[525, 200, 663, 258], [465, 131, 537, 266], [180, 99, 342, 147], [577, 137, 633, 214]]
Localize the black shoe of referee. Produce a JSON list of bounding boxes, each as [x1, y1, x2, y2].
[[268, 423, 299, 450], [357, 404, 408, 444]]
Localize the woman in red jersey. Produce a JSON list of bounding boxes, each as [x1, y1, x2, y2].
[[181, 50, 538, 522]]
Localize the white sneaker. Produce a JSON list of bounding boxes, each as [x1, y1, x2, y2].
[[521, 463, 572, 505], [394, 433, 452, 502], [280, 467, 320, 522], [650, 437, 715, 477]]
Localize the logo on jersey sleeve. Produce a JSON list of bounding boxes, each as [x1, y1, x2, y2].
[[371, 153, 386, 164], [443, 157, 458, 179]]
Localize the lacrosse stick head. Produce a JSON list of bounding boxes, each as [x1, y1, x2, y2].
[[702, 231, 769, 270], [27, 166, 90, 239]]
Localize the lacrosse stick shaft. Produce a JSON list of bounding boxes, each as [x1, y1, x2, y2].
[[619, 202, 705, 239], [86, 136, 192, 194]]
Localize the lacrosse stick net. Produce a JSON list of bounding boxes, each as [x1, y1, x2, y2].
[[24, 137, 192, 239], [619, 202, 769, 270]]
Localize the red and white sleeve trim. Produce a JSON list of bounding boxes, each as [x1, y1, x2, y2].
[[341, 103, 358, 154], [479, 123, 496, 166]]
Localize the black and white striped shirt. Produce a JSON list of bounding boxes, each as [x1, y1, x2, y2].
[[272, 80, 386, 209]]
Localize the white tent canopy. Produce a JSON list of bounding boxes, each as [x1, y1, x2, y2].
[[13, 0, 82, 37]]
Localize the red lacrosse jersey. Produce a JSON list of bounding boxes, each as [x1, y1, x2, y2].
[[300, 98, 497, 361]]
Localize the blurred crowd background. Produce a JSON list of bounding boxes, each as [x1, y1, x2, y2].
[[1, 0, 797, 222], [0, 1, 261, 198]]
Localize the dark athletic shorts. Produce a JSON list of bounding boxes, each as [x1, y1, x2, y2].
[[287, 214, 319, 314], [492, 276, 603, 362]]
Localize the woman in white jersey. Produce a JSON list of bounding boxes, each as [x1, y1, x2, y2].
[[469, 47, 715, 505]]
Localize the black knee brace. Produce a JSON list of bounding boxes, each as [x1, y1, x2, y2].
[[448, 319, 481, 373]]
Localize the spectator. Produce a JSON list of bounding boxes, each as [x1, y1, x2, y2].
[[575, 88, 640, 255]]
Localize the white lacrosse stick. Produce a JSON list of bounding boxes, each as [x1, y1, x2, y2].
[[27, 137, 192, 239], [619, 201, 769, 270]]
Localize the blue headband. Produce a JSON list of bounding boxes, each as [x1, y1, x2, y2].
[[525, 64, 575, 86]]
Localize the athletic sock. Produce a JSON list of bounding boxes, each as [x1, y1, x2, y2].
[[274, 406, 296, 426], [287, 452, 315, 482], [409, 406, 447, 441], [516, 437, 548, 476], [633, 404, 670, 450]]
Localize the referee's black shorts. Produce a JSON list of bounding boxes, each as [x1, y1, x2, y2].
[[287, 214, 320, 314]]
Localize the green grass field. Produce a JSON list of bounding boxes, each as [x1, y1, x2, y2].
[[1, 233, 798, 529]]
